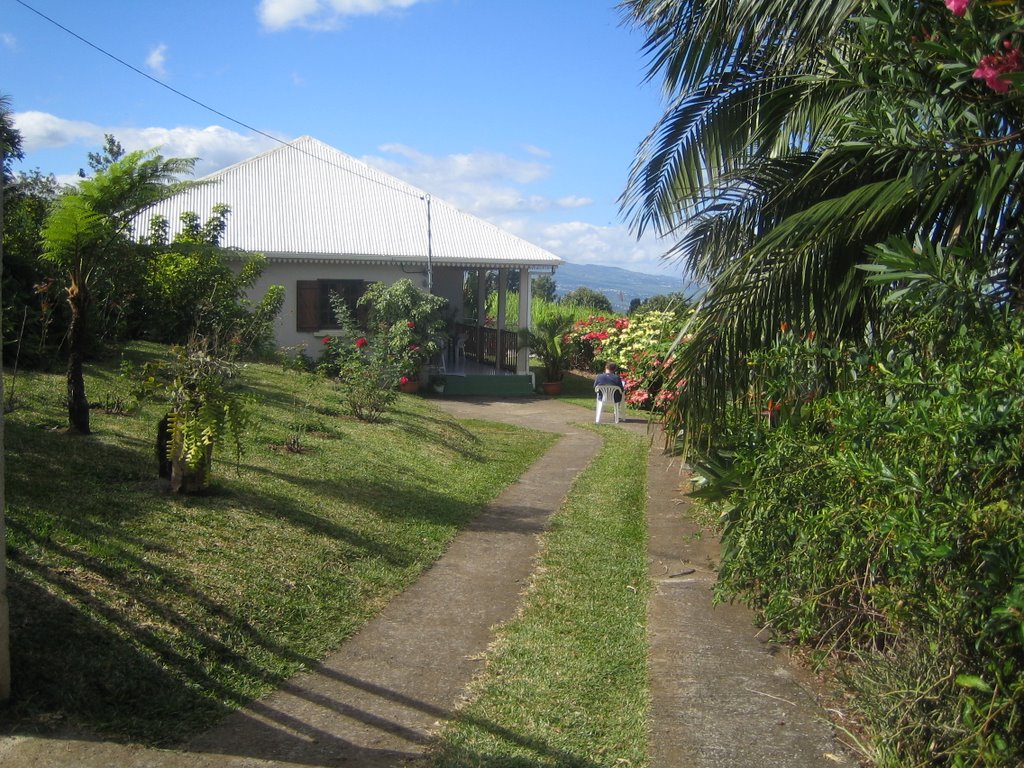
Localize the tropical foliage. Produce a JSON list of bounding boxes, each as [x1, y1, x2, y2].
[[128, 337, 253, 493], [564, 310, 686, 412], [317, 302, 401, 423], [40, 149, 196, 433], [359, 278, 448, 380], [518, 307, 576, 383], [697, 295, 1024, 765], [622, 0, 1024, 440], [621, 0, 1024, 763], [140, 205, 283, 355]]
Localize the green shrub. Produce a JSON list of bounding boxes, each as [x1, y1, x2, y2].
[[694, 318, 1024, 765]]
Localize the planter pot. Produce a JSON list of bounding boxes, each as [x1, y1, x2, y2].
[[399, 379, 421, 394], [157, 414, 212, 494], [431, 383, 446, 394], [542, 380, 563, 396]]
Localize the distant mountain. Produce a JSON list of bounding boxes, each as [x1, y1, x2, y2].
[[551, 261, 700, 312]]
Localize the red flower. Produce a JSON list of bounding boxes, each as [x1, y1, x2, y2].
[[974, 44, 1024, 94], [944, 0, 969, 16], [355, 337, 368, 348], [400, 376, 410, 385], [407, 320, 416, 328], [322, 336, 332, 345]]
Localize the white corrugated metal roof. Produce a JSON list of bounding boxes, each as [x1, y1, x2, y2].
[[135, 136, 562, 269]]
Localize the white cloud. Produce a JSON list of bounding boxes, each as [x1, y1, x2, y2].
[[1, 32, 16, 50], [12, 112, 282, 177], [118, 125, 283, 176], [146, 43, 168, 77], [531, 220, 681, 276], [14, 111, 103, 151], [363, 144, 586, 219], [259, 0, 426, 30], [362, 143, 678, 275]]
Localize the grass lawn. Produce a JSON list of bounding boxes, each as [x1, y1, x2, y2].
[[1, 342, 556, 746], [426, 426, 651, 768]]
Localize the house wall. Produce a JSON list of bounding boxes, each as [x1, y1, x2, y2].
[[249, 261, 468, 354]]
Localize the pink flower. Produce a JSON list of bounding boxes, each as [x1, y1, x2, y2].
[[355, 337, 368, 348], [400, 375, 410, 385], [974, 45, 1024, 93], [322, 336, 331, 345], [944, 0, 969, 16]]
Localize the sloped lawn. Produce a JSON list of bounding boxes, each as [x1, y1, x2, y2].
[[1, 343, 555, 746]]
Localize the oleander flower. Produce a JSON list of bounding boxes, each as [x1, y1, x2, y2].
[[974, 43, 1024, 93], [944, 0, 969, 16]]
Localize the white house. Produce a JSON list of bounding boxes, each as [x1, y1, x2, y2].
[[136, 136, 562, 377]]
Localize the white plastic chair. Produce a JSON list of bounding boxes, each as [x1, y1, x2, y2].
[[595, 384, 624, 424]]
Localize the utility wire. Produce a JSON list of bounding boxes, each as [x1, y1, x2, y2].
[[11, 0, 425, 200]]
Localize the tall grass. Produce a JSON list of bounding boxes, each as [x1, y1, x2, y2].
[[482, 296, 617, 328]]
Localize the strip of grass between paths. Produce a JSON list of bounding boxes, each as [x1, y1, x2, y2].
[[426, 426, 650, 768], [1, 342, 556, 746]]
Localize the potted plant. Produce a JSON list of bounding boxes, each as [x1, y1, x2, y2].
[[141, 338, 251, 494], [519, 312, 575, 395], [429, 373, 447, 394], [398, 374, 420, 394]]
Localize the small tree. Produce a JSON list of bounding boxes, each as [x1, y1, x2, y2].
[[139, 337, 251, 493], [140, 204, 282, 354], [41, 149, 196, 433], [318, 300, 400, 422], [358, 279, 447, 381], [562, 286, 614, 314], [532, 273, 557, 303]]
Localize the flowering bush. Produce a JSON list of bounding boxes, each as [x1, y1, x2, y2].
[[318, 329, 400, 423], [938, 0, 1024, 94], [563, 315, 628, 372], [598, 310, 688, 413], [358, 279, 447, 384], [315, 280, 448, 420]]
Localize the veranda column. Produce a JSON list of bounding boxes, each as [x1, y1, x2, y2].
[[495, 268, 508, 372], [517, 267, 531, 374], [474, 269, 487, 362]]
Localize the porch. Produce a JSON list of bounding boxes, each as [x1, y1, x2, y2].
[[427, 324, 536, 397]]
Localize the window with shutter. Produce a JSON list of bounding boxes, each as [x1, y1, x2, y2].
[[296, 281, 320, 332], [296, 279, 367, 332]]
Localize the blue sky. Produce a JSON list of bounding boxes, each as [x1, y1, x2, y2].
[[2, 0, 681, 278]]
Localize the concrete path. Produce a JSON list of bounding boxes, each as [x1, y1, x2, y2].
[[0, 397, 854, 767]]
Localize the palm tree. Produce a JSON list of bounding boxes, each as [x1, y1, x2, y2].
[[620, 0, 1024, 441], [41, 149, 196, 433]]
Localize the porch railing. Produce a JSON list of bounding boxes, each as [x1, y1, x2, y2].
[[458, 323, 520, 373]]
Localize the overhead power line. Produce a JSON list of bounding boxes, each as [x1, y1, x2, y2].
[[11, 0, 424, 200]]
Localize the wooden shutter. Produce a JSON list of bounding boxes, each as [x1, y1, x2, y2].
[[296, 281, 320, 332]]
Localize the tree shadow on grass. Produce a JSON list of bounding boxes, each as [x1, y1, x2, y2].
[[1, 570, 233, 746]]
